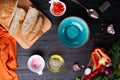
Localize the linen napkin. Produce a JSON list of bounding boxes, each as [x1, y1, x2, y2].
[[0, 26, 18, 80]]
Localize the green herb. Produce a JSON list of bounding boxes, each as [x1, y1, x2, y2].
[[109, 41, 120, 69], [75, 77, 81, 80], [103, 41, 120, 80], [92, 41, 120, 80], [104, 69, 120, 80]]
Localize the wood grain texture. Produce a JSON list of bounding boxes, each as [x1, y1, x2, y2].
[[16, 0, 120, 80]]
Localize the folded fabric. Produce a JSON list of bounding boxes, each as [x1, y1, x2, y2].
[[0, 26, 18, 80]]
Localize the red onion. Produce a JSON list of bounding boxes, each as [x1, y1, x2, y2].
[[103, 67, 112, 75]]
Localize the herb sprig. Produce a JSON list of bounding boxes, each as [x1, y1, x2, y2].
[[92, 41, 120, 80]]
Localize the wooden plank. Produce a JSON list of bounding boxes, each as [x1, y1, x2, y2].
[[17, 49, 91, 69], [16, 52, 91, 79], [15, 0, 120, 80], [16, 69, 78, 80]]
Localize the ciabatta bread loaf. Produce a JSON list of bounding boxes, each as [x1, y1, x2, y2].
[[28, 15, 43, 41], [9, 7, 26, 35], [21, 7, 39, 35], [0, 0, 18, 30], [0, 0, 52, 49]]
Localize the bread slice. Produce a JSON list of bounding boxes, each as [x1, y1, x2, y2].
[[0, 0, 18, 30], [28, 15, 43, 41], [9, 7, 26, 35], [21, 7, 39, 35]]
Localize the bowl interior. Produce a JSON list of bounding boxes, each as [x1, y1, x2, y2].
[[58, 17, 90, 49]]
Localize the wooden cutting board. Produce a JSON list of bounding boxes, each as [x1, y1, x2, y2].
[[81, 58, 95, 80], [1, 0, 52, 49], [15, 0, 52, 49]]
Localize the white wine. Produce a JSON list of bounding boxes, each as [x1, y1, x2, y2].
[[48, 54, 64, 72]]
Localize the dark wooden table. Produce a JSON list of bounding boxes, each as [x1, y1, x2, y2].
[[16, 0, 120, 80]]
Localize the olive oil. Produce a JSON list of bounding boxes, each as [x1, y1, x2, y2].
[[48, 54, 64, 72]]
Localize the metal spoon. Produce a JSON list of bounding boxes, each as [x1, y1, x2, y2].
[[71, 0, 99, 19]]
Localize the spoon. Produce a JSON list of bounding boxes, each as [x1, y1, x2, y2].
[[71, 0, 99, 19]]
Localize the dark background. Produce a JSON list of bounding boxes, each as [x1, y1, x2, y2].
[[16, 0, 120, 80]]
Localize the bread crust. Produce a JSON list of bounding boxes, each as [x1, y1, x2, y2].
[[0, 0, 52, 49], [0, 0, 18, 30], [18, 0, 32, 10]]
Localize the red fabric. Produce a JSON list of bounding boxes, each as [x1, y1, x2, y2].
[[0, 27, 18, 80]]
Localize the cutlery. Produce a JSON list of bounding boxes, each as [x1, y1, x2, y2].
[[71, 0, 99, 19]]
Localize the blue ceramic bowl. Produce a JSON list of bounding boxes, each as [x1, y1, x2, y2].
[[58, 17, 90, 49]]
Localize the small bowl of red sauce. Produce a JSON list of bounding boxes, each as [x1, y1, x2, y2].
[[49, 0, 66, 16]]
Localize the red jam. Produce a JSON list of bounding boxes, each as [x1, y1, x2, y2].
[[52, 2, 65, 15]]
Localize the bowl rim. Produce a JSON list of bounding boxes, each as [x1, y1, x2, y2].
[[47, 54, 65, 72], [27, 55, 45, 72], [49, 1, 66, 17], [57, 16, 90, 49]]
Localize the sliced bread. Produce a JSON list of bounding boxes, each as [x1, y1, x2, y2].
[[0, 0, 18, 30], [9, 7, 26, 35], [28, 15, 43, 41], [21, 7, 39, 35]]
